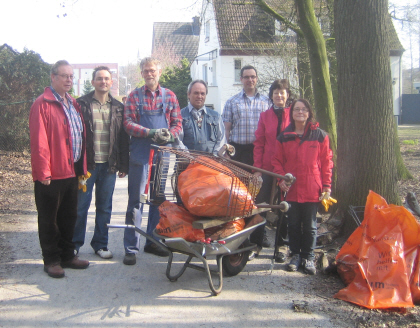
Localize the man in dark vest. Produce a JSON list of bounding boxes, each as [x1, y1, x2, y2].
[[179, 80, 225, 154]]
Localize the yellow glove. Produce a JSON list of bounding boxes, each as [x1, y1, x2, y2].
[[78, 171, 91, 192], [319, 192, 337, 212]]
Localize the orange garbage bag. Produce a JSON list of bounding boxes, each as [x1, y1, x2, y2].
[[335, 191, 420, 309], [177, 157, 254, 217], [155, 201, 205, 242]]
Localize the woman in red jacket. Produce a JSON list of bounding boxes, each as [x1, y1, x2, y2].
[[250, 79, 292, 260], [272, 99, 333, 275]]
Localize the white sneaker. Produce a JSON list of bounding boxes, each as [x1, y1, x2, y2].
[[96, 248, 113, 259]]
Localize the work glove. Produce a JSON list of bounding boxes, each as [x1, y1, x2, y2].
[[319, 192, 337, 212], [152, 128, 174, 144], [147, 129, 157, 139], [249, 175, 263, 196], [78, 171, 91, 192]]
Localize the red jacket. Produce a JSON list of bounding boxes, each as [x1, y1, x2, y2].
[[253, 106, 290, 171], [29, 87, 87, 182], [272, 122, 333, 203]]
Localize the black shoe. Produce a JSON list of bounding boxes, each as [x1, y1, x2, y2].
[[123, 253, 136, 265], [275, 251, 286, 263], [262, 230, 271, 248], [144, 243, 169, 257]]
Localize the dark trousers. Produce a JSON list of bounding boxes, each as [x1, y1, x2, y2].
[[251, 174, 288, 247], [35, 178, 78, 265], [229, 142, 269, 246], [287, 202, 318, 260], [230, 142, 254, 172]]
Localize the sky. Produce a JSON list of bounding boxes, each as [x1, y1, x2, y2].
[[0, 0, 418, 68], [0, 0, 201, 65]]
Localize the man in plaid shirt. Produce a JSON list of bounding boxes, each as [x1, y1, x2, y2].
[[222, 65, 270, 166], [122, 57, 182, 265], [222, 65, 271, 256]]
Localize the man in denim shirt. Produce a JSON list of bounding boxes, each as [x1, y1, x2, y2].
[[178, 80, 225, 155]]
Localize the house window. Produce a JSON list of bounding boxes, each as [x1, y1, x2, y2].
[[203, 64, 208, 83], [212, 60, 217, 86], [205, 20, 210, 42], [234, 59, 242, 83]]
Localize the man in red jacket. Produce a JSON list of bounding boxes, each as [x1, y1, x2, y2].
[[29, 60, 89, 278]]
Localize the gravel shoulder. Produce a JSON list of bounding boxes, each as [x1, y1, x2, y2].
[[1, 126, 420, 328]]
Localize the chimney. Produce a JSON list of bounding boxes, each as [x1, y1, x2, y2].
[[192, 16, 200, 36]]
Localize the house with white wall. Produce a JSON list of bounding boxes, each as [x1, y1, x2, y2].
[[191, 0, 297, 114]]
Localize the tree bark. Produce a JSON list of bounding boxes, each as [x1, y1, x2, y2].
[[295, 0, 337, 159], [296, 35, 314, 102], [334, 0, 400, 235]]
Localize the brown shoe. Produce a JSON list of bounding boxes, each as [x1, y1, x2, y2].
[[44, 263, 65, 278], [61, 256, 89, 269]]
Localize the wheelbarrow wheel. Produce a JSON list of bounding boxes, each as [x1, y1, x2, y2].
[[219, 239, 250, 277]]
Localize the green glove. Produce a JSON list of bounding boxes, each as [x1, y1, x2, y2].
[[147, 129, 157, 139]]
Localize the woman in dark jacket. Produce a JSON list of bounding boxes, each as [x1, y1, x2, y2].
[[272, 99, 333, 275]]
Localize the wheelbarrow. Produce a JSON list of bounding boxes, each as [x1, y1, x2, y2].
[[109, 145, 294, 295]]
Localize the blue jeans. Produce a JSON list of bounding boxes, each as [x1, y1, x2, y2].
[[287, 202, 318, 260], [73, 163, 116, 252], [124, 161, 162, 254]]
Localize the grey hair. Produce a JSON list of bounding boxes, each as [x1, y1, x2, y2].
[[139, 57, 162, 71], [187, 79, 208, 95], [51, 60, 71, 75]]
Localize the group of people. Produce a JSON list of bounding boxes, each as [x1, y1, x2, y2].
[[29, 58, 332, 279]]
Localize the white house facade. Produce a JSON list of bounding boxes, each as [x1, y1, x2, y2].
[[191, 0, 297, 114]]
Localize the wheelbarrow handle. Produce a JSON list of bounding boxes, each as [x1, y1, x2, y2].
[[217, 144, 296, 184]]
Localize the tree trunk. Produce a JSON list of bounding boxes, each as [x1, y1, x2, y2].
[[296, 35, 314, 102], [334, 0, 400, 236], [295, 0, 337, 158]]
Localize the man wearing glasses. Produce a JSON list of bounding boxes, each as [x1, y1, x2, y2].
[[122, 57, 182, 265], [72, 66, 129, 260], [222, 64, 271, 249], [29, 60, 89, 278]]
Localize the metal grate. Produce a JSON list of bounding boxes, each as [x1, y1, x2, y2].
[[149, 146, 261, 219]]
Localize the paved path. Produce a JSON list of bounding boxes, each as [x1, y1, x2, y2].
[[0, 177, 347, 327]]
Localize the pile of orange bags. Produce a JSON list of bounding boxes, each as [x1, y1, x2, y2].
[[177, 157, 254, 218], [156, 201, 247, 242], [335, 191, 420, 309], [155, 201, 205, 242]]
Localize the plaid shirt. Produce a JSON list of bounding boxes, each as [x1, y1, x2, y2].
[[50, 86, 83, 162], [123, 85, 182, 138], [222, 89, 270, 144]]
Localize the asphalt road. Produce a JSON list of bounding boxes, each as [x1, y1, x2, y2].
[[0, 176, 347, 328]]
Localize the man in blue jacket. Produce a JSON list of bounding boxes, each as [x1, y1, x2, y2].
[[178, 80, 225, 154]]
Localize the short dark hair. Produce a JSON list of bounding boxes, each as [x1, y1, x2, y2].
[[92, 66, 112, 80], [51, 60, 70, 75], [290, 98, 316, 129], [240, 65, 257, 78], [187, 79, 208, 94], [268, 79, 291, 102]]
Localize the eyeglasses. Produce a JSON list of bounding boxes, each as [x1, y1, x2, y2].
[[293, 107, 309, 112], [142, 69, 157, 75], [242, 75, 257, 80], [55, 74, 74, 80]]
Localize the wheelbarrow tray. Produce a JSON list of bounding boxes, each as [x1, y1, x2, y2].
[[109, 217, 265, 295]]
